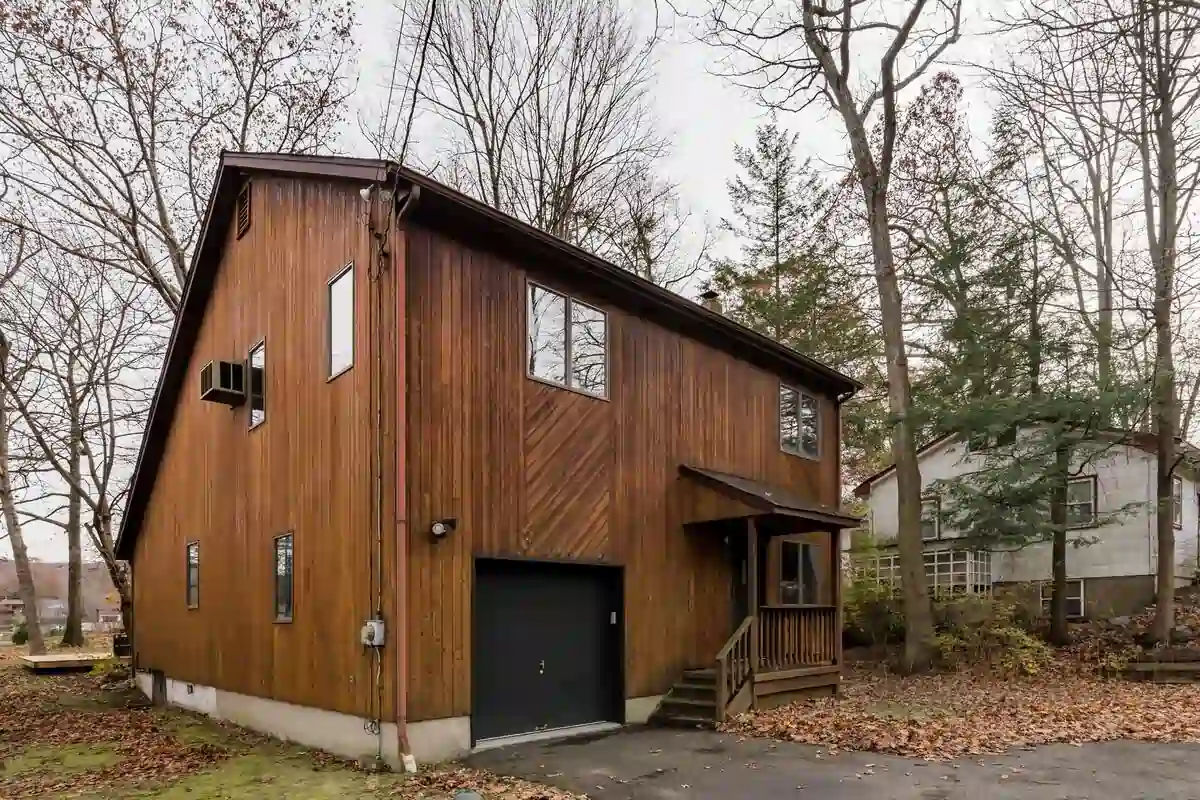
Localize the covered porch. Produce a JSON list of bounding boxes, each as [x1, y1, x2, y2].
[[656, 466, 860, 725]]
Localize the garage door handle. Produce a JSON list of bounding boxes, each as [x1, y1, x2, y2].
[[539, 660, 545, 674]]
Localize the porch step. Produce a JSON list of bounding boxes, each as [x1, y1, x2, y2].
[[649, 670, 719, 729]]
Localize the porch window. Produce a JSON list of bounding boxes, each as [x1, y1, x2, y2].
[[1066, 476, 1096, 528], [768, 533, 831, 605], [526, 283, 607, 398], [1173, 474, 1183, 529], [1041, 579, 1084, 618], [779, 384, 819, 459]]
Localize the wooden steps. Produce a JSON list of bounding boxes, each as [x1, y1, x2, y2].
[[649, 668, 719, 729]]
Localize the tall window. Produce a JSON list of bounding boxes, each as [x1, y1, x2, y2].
[[248, 341, 266, 428], [1041, 580, 1085, 618], [1173, 475, 1184, 529], [920, 495, 941, 541], [274, 534, 294, 622], [779, 540, 818, 605], [185, 542, 199, 608], [779, 384, 819, 458], [526, 283, 607, 398], [328, 264, 354, 377], [1066, 476, 1097, 528]]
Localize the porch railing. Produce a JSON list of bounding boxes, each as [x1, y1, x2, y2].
[[714, 615, 755, 722], [758, 606, 836, 672]]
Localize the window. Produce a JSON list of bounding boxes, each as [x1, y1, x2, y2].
[[328, 264, 354, 377], [274, 534, 294, 622], [236, 182, 251, 239], [248, 340, 265, 428], [1173, 475, 1184, 529], [185, 542, 199, 608], [921, 496, 941, 541], [769, 533, 831, 605], [1041, 580, 1084, 618], [967, 426, 1017, 452], [779, 384, 820, 458], [1066, 476, 1097, 528], [526, 283, 607, 398], [780, 540, 818, 605]]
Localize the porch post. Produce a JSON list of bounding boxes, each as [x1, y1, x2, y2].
[[832, 527, 844, 688], [747, 517, 759, 673]]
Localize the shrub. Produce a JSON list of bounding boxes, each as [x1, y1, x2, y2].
[[11, 621, 28, 646], [843, 569, 905, 647], [932, 596, 1052, 675]]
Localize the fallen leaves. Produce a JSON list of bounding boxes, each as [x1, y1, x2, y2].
[[390, 765, 584, 799], [722, 663, 1200, 760]]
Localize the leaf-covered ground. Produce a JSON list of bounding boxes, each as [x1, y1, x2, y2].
[[723, 662, 1200, 760], [0, 647, 578, 799]]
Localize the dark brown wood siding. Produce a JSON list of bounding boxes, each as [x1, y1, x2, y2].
[[405, 225, 840, 722], [132, 177, 400, 720]]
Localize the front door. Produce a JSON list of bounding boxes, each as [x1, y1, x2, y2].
[[472, 559, 622, 742], [729, 534, 749, 632]]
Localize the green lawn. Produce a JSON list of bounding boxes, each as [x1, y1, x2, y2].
[[0, 647, 575, 799]]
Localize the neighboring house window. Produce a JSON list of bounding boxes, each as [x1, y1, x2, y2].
[[1041, 580, 1084, 618], [1066, 476, 1097, 528], [186, 542, 199, 608], [920, 495, 941, 541], [526, 283, 607, 398], [1173, 474, 1184, 529], [274, 533, 294, 622], [328, 263, 354, 377], [967, 427, 1017, 452], [248, 340, 266, 428], [779, 384, 820, 459]]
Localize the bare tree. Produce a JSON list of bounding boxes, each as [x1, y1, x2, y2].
[[0, 226, 45, 654], [700, 0, 963, 670], [0, 0, 354, 312], [0, 252, 165, 634]]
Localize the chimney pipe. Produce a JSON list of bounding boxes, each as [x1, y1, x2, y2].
[[699, 289, 722, 315]]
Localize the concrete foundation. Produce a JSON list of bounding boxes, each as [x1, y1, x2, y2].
[[407, 716, 471, 763], [624, 694, 663, 724], [995, 574, 1155, 620]]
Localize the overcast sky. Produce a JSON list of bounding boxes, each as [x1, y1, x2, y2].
[[7, 0, 1005, 564]]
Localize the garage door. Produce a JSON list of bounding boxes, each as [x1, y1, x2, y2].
[[472, 559, 622, 742]]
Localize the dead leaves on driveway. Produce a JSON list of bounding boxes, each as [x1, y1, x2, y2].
[[723, 665, 1200, 760]]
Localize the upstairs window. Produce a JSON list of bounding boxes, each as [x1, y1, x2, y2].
[[248, 340, 266, 428], [1173, 474, 1184, 529], [1066, 476, 1097, 528], [186, 542, 199, 608], [779, 384, 819, 458], [328, 263, 354, 378], [236, 182, 251, 239], [920, 495, 941, 541], [526, 283, 607, 398], [274, 533, 294, 622]]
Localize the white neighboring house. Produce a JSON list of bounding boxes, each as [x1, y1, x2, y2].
[[853, 431, 1200, 619]]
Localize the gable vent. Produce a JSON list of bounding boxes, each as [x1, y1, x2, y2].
[[236, 182, 251, 239]]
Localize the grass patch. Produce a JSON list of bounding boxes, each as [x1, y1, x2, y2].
[[123, 753, 404, 799], [3, 743, 121, 777]]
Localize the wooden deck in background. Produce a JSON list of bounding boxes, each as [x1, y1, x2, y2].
[[20, 653, 115, 672]]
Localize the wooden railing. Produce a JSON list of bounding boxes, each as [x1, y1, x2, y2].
[[758, 606, 836, 672], [714, 615, 755, 722]]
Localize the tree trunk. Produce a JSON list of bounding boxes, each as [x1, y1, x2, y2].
[[0, 336, 45, 655], [61, 418, 85, 646], [867, 188, 934, 671], [1048, 442, 1070, 646]]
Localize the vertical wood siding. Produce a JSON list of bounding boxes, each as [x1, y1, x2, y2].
[[405, 225, 840, 722], [133, 177, 399, 720]]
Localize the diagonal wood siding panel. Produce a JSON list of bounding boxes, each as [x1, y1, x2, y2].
[[405, 224, 842, 723]]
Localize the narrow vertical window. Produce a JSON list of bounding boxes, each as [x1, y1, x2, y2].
[[236, 182, 251, 239], [527, 285, 567, 385], [248, 340, 265, 428], [186, 542, 199, 608], [779, 384, 820, 458], [570, 300, 607, 396], [1173, 475, 1184, 529], [920, 496, 941, 541], [274, 533, 294, 622], [328, 264, 354, 377]]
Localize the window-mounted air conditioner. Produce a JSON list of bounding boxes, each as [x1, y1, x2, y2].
[[199, 360, 246, 406]]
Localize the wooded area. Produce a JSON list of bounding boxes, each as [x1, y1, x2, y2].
[[0, 0, 1198, 670]]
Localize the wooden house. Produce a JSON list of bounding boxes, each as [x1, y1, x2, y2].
[[115, 153, 861, 765]]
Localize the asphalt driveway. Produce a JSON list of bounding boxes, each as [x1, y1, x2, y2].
[[467, 725, 1200, 799]]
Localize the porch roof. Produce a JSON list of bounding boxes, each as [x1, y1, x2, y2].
[[679, 465, 862, 529]]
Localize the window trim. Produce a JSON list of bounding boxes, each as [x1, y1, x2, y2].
[[1173, 474, 1184, 530], [524, 280, 609, 401], [1040, 579, 1085, 619], [1066, 475, 1098, 529], [779, 383, 821, 460], [185, 541, 200, 610], [273, 532, 294, 624], [248, 338, 266, 430], [920, 494, 941, 541], [327, 262, 355, 381]]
